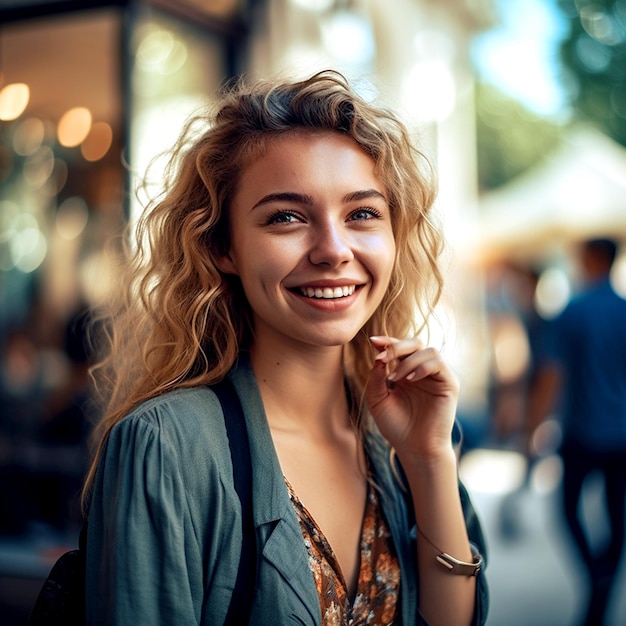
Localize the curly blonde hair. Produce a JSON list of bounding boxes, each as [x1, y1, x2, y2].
[[83, 69, 443, 502]]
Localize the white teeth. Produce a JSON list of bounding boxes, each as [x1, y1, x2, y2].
[[299, 285, 356, 299]]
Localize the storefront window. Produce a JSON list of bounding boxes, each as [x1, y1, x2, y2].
[[128, 9, 227, 223], [0, 8, 125, 535], [0, 3, 229, 541]]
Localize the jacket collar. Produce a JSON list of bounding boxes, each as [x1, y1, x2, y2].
[[228, 354, 321, 624]]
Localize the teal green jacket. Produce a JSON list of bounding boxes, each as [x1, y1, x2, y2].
[[86, 355, 488, 625]]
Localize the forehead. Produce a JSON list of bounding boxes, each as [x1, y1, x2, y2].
[[244, 128, 372, 163], [238, 130, 381, 186]]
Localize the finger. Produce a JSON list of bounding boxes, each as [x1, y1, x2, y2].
[[370, 336, 425, 364], [369, 336, 397, 364], [391, 353, 460, 395], [386, 347, 443, 382], [369, 335, 399, 347]]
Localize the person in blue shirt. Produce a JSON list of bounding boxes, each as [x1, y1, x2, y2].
[[530, 237, 626, 626], [82, 70, 488, 625]]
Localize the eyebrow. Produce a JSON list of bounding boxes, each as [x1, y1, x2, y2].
[[342, 189, 387, 203], [251, 192, 314, 211], [250, 188, 387, 211]]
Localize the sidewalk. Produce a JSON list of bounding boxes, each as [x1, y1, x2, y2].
[[466, 453, 626, 626]]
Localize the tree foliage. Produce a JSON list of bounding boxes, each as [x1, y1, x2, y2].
[[556, 0, 626, 147], [475, 82, 565, 192]]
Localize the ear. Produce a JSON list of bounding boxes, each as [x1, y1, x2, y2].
[[215, 250, 239, 276]]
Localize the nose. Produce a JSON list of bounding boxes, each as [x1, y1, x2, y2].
[[308, 219, 354, 267]]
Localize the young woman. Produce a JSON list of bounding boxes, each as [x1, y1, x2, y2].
[[83, 70, 488, 625]]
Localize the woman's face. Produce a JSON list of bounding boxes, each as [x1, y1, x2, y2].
[[221, 131, 395, 352]]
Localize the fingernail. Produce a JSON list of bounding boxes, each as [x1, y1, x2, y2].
[[387, 371, 397, 381], [375, 350, 388, 361]]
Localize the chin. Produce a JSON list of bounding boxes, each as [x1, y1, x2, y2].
[[310, 329, 362, 348]]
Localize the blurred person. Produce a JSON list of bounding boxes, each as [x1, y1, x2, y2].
[[528, 238, 626, 626], [81, 70, 488, 625], [486, 263, 553, 539], [488, 263, 550, 448]]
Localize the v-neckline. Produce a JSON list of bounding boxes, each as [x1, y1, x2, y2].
[[284, 476, 371, 604]]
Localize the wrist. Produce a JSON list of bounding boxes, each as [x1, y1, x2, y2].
[[396, 442, 458, 471]]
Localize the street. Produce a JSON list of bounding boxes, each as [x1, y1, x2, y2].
[[464, 451, 626, 626]]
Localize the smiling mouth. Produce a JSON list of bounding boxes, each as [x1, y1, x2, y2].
[[297, 285, 357, 299]]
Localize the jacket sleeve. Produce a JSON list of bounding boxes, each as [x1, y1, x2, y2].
[[459, 479, 489, 626], [454, 423, 490, 626], [85, 411, 207, 625]]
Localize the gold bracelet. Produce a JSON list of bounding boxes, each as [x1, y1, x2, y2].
[[417, 526, 483, 577]]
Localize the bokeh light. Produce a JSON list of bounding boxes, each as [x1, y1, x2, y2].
[[81, 121, 113, 161], [12, 118, 45, 156], [0, 83, 30, 121], [56, 196, 89, 240], [57, 106, 92, 147], [23, 146, 55, 188], [136, 28, 187, 75], [535, 266, 571, 319]]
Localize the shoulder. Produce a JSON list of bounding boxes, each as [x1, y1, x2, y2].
[[118, 385, 222, 427], [107, 386, 230, 461], [94, 385, 243, 518], [560, 282, 626, 323]]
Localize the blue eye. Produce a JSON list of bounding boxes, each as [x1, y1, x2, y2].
[[265, 210, 299, 225], [350, 208, 383, 221]]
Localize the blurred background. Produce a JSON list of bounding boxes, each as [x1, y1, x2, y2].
[[1, 0, 625, 624]]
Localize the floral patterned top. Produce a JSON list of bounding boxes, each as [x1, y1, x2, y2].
[[285, 478, 401, 626]]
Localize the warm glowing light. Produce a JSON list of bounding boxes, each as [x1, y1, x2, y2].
[[0, 83, 30, 121], [81, 122, 113, 161], [57, 107, 92, 147]]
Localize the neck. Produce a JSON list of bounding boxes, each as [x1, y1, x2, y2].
[[249, 339, 351, 437]]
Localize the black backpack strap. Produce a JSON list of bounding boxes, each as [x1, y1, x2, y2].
[[211, 378, 256, 626]]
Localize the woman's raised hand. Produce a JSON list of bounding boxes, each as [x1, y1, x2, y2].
[[367, 336, 460, 461]]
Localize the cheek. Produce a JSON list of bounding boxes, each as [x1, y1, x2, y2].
[[368, 232, 396, 279], [232, 242, 289, 296]]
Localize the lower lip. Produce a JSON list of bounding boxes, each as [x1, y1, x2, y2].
[[289, 289, 360, 312]]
